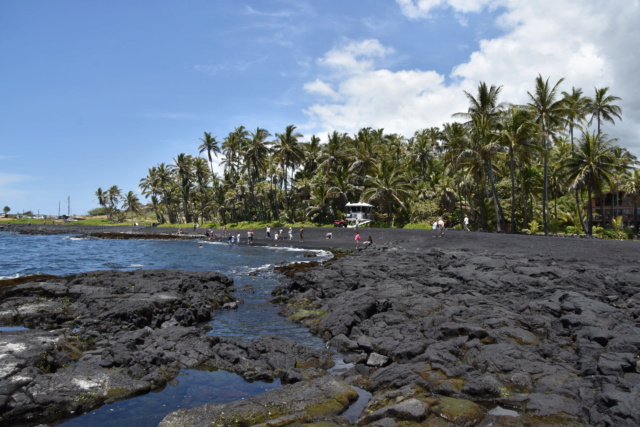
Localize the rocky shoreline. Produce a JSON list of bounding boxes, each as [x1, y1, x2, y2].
[[2, 225, 640, 426], [271, 239, 640, 426], [0, 270, 334, 426]]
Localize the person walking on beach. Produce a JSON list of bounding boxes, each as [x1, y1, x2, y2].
[[266, 226, 271, 239], [432, 220, 438, 237], [438, 218, 445, 237], [355, 231, 361, 248], [299, 226, 304, 242], [274, 231, 279, 245], [463, 214, 470, 232], [288, 227, 293, 240]]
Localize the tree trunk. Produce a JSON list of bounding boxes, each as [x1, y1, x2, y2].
[[510, 150, 516, 233], [576, 188, 587, 234], [487, 158, 501, 232], [477, 172, 486, 231], [588, 185, 594, 236], [542, 133, 549, 235]]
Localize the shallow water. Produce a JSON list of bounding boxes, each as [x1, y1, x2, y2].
[[0, 232, 332, 426]]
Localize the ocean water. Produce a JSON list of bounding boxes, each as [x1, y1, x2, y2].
[[0, 232, 331, 426]]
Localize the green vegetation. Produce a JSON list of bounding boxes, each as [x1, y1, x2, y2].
[[61, 78, 640, 237]]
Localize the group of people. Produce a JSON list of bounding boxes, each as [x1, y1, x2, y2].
[[354, 232, 373, 249], [267, 226, 304, 246], [224, 229, 255, 245], [198, 215, 471, 249]]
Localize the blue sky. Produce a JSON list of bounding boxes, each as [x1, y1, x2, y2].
[[1, 1, 638, 215]]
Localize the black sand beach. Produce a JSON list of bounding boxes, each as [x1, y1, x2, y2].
[[7, 222, 640, 264], [2, 224, 640, 426]]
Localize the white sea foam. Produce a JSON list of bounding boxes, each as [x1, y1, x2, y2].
[[247, 264, 273, 273], [0, 274, 20, 280], [60, 236, 86, 241]]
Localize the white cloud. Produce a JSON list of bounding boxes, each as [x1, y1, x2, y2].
[[303, 0, 640, 157], [319, 39, 394, 75], [396, 0, 494, 18], [303, 79, 341, 101], [244, 5, 292, 18]]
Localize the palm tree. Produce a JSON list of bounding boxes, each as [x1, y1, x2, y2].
[[589, 87, 622, 135], [198, 132, 221, 185], [122, 191, 141, 222], [139, 164, 175, 223], [455, 82, 505, 231], [244, 127, 271, 220], [561, 87, 590, 149], [318, 131, 350, 173], [106, 185, 122, 222], [94, 188, 107, 211], [527, 74, 565, 235], [221, 126, 249, 184], [273, 125, 304, 207], [566, 132, 618, 235], [300, 135, 322, 177], [498, 106, 538, 232], [171, 153, 194, 223], [561, 87, 591, 232], [327, 166, 358, 213], [441, 122, 468, 225], [350, 127, 384, 188], [192, 156, 211, 222], [305, 180, 332, 224], [361, 159, 414, 227], [408, 128, 439, 182]]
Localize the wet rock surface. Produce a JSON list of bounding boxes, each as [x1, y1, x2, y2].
[[275, 243, 640, 426], [0, 270, 333, 426], [158, 374, 359, 427]]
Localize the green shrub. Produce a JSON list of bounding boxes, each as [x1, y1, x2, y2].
[[87, 207, 108, 216], [548, 219, 563, 234], [403, 222, 433, 230], [527, 220, 540, 235], [564, 226, 584, 235]]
